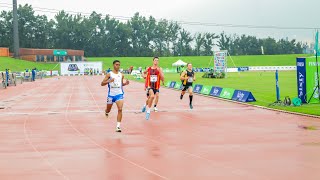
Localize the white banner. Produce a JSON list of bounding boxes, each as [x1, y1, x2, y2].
[[46, 71, 59, 76], [60, 62, 103, 75]]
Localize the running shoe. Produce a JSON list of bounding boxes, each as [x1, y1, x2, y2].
[[146, 112, 150, 120], [105, 112, 109, 118], [116, 127, 121, 132], [154, 107, 158, 112], [141, 105, 146, 113], [189, 104, 193, 109], [180, 94, 183, 100]]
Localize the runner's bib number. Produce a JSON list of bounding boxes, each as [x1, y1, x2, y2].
[[188, 77, 193, 83], [150, 75, 158, 82]]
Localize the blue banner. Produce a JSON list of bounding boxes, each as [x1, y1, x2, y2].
[[169, 81, 176, 88], [209, 86, 223, 97], [275, 70, 280, 101], [193, 84, 203, 93], [238, 67, 249, 72], [232, 90, 256, 102], [296, 58, 307, 103]]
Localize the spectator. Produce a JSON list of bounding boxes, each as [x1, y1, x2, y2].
[[31, 68, 36, 81]]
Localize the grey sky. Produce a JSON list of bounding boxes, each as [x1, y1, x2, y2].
[[1, 0, 319, 43]]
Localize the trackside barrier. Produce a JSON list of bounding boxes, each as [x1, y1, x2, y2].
[[167, 81, 256, 103]]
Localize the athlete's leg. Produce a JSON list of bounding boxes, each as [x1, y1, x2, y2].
[[115, 100, 124, 123], [180, 86, 187, 99], [142, 92, 149, 112], [188, 86, 193, 109], [154, 91, 159, 111], [147, 89, 155, 109], [146, 89, 155, 120], [105, 97, 113, 117]]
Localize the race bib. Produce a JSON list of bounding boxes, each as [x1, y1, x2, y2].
[[150, 75, 158, 82], [188, 77, 193, 83], [110, 79, 121, 88]]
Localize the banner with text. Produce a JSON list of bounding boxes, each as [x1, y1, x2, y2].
[[60, 62, 103, 75]]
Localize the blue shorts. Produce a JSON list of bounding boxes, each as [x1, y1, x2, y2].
[[107, 94, 124, 104]]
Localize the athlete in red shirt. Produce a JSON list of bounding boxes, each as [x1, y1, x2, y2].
[[142, 57, 164, 120]]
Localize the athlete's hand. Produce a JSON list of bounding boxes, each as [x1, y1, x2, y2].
[[109, 78, 115, 83], [124, 79, 130, 85]]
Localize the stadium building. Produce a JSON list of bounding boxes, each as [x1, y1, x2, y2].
[[19, 48, 84, 62]]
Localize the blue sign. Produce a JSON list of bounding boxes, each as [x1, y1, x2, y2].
[[180, 83, 184, 90], [296, 58, 307, 103], [193, 84, 203, 93], [209, 86, 223, 97], [232, 90, 256, 102], [238, 67, 249, 72], [169, 81, 176, 88]]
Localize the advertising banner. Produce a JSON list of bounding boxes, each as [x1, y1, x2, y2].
[[193, 84, 203, 93], [306, 57, 320, 104], [209, 86, 223, 97], [232, 90, 256, 102], [214, 50, 227, 74], [219, 88, 235, 99], [60, 62, 102, 75], [201, 86, 211, 95]]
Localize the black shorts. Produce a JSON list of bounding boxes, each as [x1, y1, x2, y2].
[[146, 88, 160, 97], [181, 84, 193, 91]]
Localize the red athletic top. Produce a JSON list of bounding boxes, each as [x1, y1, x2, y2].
[[145, 67, 161, 89]]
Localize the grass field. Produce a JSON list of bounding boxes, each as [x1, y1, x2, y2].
[[88, 54, 309, 70], [0, 57, 59, 71], [0, 54, 310, 72], [127, 71, 320, 116]]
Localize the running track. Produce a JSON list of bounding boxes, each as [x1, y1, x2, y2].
[[0, 76, 320, 180]]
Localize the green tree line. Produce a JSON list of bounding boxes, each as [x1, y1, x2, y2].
[[0, 4, 306, 57]]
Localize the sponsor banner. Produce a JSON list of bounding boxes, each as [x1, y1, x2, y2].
[[169, 81, 176, 88], [201, 86, 211, 95], [60, 62, 102, 75], [219, 88, 235, 99], [232, 90, 256, 102], [296, 58, 307, 103], [238, 67, 249, 72], [210, 86, 223, 97], [193, 84, 203, 93], [306, 57, 320, 104]]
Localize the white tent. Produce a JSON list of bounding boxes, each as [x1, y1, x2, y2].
[[172, 59, 187, 66]]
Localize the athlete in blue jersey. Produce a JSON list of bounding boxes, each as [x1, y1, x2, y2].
[[101, 60, 129, 132]]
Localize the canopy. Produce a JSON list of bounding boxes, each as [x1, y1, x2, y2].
[[172, 59, 187, 66]]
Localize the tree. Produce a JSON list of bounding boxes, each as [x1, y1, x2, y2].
[[194, 33, 205, 56], [203, 33, 219, 56]]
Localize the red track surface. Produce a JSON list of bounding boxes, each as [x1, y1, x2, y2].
[[0, 76, 320, 180]]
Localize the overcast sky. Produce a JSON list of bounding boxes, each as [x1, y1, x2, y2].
[[1, 0, 319, 43]]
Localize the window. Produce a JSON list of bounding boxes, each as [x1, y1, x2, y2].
[[36, 55, 41, 62], [46, 55, 54, 62]]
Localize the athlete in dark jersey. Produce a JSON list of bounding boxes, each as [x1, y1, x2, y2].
[[180, 63, 196, 109]]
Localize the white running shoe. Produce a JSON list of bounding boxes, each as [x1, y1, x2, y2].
[[116, 127, 121, 132], [154, 107, 158, 112]]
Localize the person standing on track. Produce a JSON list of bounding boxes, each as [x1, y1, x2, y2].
[[180, 63, 196, 109], [101, 60, 130, 132], [141, 57, 164, 120]]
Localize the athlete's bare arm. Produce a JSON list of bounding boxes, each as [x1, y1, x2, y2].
[[193, 73, 196, 81], [101, 73, 113, 86], [159, 67, 165, 84], [142, 68, 148, 79], [180, 71, 188, 81], [122, 74, 130, 86]]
